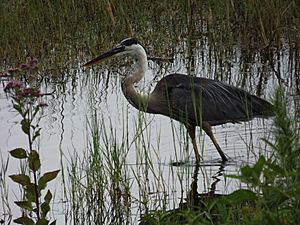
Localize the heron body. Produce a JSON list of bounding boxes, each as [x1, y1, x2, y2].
[[84, 38, 273, 163]]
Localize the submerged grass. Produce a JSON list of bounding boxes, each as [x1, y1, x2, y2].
[[0, 153, 11, 224], [140, 88, 300, 225], [1, 0, 299, 224], [66, 106, 165, 224], [1, 0, 299, 78], [67, 113, 131, 224], [66, 100, 203, 224]]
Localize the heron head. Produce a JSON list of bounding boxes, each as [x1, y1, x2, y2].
[[83, 38, 145, 67]]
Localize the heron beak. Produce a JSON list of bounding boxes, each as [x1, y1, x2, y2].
[[83, 45, 125, 67]]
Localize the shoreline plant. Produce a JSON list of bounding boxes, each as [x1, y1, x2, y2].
[[140, 88, 300, 224], [1, 59, 59, 225]]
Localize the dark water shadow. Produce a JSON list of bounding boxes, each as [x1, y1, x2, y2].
[[140, 163, 227, 225], [170, 156, 236, 167], [179, 163, 226, 210]]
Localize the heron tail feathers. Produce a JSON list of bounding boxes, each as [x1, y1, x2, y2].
[[251, 95, 274, 118]]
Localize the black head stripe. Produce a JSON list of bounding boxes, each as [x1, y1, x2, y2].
[[120, 38, 140, 46]]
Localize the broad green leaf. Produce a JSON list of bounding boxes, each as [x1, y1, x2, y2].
[[21, 119, 30, 135], [41, 201, 50, 218], [44, 190, 52, 203], [9, 174, 30, 186], [240, 156, 266, 185], [240, 165, 253, 177], [36, 218, 49, 225], [253, 155, 266, 175], [13, 216, 34, 225], [15, 201, 33, 211], [240, 167, 259, 185], [266, 161, 285, 175], [25, 183, 40, 202], [28, 150, 41, 171], [38, 170, 60, 191], [10, 148, 28, 159], [221, 189, 257, 204]]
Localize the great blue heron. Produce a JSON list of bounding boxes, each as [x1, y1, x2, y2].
[[84, 38, 273, 163]]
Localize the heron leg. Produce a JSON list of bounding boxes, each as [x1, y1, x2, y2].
[[185, 124, 202, 164], [202, 122, 228, 162]]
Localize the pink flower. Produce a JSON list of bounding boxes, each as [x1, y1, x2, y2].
[[4, 80, 24, 92], [0, 72, 10, 77], [21, 87, 41, 97], [7, 67, 21, 74], [19, 64, 30, 70]]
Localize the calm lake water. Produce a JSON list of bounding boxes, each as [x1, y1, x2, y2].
[[0, 38, 298, 224]]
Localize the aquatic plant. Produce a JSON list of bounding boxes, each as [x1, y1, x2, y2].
[[140, 88, 300, 224], [1, 60, 59, 225], [229, 88, 300, 224]]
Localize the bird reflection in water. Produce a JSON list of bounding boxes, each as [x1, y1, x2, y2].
[[181, 164, 225, 210]]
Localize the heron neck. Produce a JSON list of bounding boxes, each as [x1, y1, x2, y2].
[[121, 54, 149, 112], [128, 49, 147, 83]]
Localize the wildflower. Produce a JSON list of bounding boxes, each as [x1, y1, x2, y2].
[[19, 64, 30, 70], [0, 72, 10, 77], [4, 80, 24, 92], [21, 87, 41, 98], [7, 67, 21, 74]]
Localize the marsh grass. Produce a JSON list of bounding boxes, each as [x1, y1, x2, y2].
[[1, 0, 299, 81], [67, 112, 131, 224], [66, 106, 165, 224], [140, 88, 300, 225], [1, 0, 299, 224], [0, 153, 11, 224], [65, 98, 209, 224]]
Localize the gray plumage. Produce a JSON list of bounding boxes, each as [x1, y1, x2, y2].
[[148, 74, 273, 126]]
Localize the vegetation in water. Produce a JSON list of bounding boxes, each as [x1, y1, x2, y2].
[[1, 60, 59, 225], [140, 88, 300, 224], [67, 113, 132, 224], [0, 0, 299, 77], [0, 0, 299, 224]]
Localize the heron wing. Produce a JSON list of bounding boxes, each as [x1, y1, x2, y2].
[[150, 74, 272, 126]]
